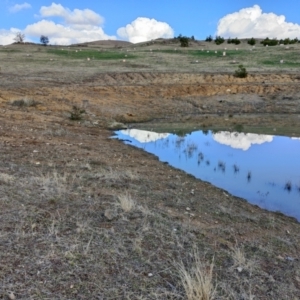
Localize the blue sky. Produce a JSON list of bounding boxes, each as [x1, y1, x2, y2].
[[0, 1, 300, 45]]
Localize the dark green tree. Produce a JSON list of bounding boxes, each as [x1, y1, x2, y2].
[[40, 35, 49, 46], [247, 38, 256, 46], [215, 36, 225, 45], [179, 36, 189, 47]]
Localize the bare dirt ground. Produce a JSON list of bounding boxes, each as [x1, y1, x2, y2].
[[0, 41, 300, 299]]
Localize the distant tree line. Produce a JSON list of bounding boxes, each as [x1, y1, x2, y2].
[[204, 35, 300, 46]]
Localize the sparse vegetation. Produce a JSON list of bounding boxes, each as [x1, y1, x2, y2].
[[234, 64, 248, 78], [69, 105, 85, 120], [179, 36, 189, 47], [215, 36, 225, 45], [178, 249, 216, 300], [10, 98, 38, 107], [247, 38, 256, 46], [13, 32, 25, 43], [227, 37, 241, 45], [260, 37, 278, 46], [40, 35, 49, 46], [0, 37, 300, 300], [205, 35, 213, 42]]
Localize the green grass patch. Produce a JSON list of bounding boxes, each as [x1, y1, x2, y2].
[[47, 49, 137, 60], [0, 49, 21, 53], [261, 60, 300, 67]]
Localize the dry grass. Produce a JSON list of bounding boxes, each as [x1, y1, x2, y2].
[[178, 249, 216, 300], [117, 192, 136, 212]]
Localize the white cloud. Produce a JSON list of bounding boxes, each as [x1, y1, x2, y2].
[[213, 131, 273, 151], [217, 5, 300, 39], [39, 3, 104, 27], [117, 17, 174, 43], [16, 3, 115, 45], [120, 129, 170, 143], [24, 20, 115, 45], [9, 2, 31, 13]]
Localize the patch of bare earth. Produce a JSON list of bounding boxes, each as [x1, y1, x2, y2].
[[0, 70, 300, 299]]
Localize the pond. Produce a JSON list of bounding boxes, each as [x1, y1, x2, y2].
[[114, 128, 300, 221]]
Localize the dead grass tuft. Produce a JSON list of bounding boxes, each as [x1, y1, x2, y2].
[[178, 249, 216, 300], [118, 192, 136, 212]]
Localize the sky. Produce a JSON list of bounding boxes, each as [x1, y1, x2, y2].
[[0, 1, 300, 45]]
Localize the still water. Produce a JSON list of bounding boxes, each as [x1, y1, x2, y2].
[[114, 129, 300, 221]]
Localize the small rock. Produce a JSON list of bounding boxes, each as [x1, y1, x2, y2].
[[148, 273, 153, 277], [186, 207, 191, 211], [33, 150, 38, 153], [104, 209, 117, 221], [268, 275, 275, 283], [286, 256, 295, 261], [237, 267, 243, 273], [277, 255, 284, 261], [190, 189, 194, 195], [8, 292, 16, 300]]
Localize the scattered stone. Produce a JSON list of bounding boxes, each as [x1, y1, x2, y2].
[[237, 267, 243, 273], [148, 273, 153, 277], [286, 256, 295, 261], [8, 292, 16, 300], [104, 209, 117, 221], [186, 207, 191, 211]]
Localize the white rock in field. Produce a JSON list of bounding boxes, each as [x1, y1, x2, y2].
[[186, 207, 191, 211], [148, 273, 153, 277], [237, 267, 243, 273], [8, 292, 16, 300]]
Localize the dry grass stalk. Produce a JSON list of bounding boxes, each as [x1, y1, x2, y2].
[[231, 246, 246, 267], [178, 249, 216, 300], [118, 192, 136, 212]]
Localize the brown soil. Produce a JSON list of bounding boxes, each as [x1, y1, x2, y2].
[[0, 69, 300, 299]]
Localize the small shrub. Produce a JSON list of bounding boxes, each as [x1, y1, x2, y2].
[[260, 37, 278, 46], [234, 64, 248, 78], [179, 36, 189, 47], [118, 192, 135, 212], [178, 249, 216, 300], [11, 98, 38, 107], [279, 38, 298, 45], [215, 36, 225, 45], [205, 35, 213, 42], [69, 105, 85, 120], [228, 37, 241, 45], [247, 38, 256, 46]]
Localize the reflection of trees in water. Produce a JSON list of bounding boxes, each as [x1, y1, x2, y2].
[[284, 180, 292, 192], [175, 137, 185, 149], [233, 164, 240, 173], [218, 161, 226, 173], [184, 142, 198, 158], [247, 171, 251, 182]]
